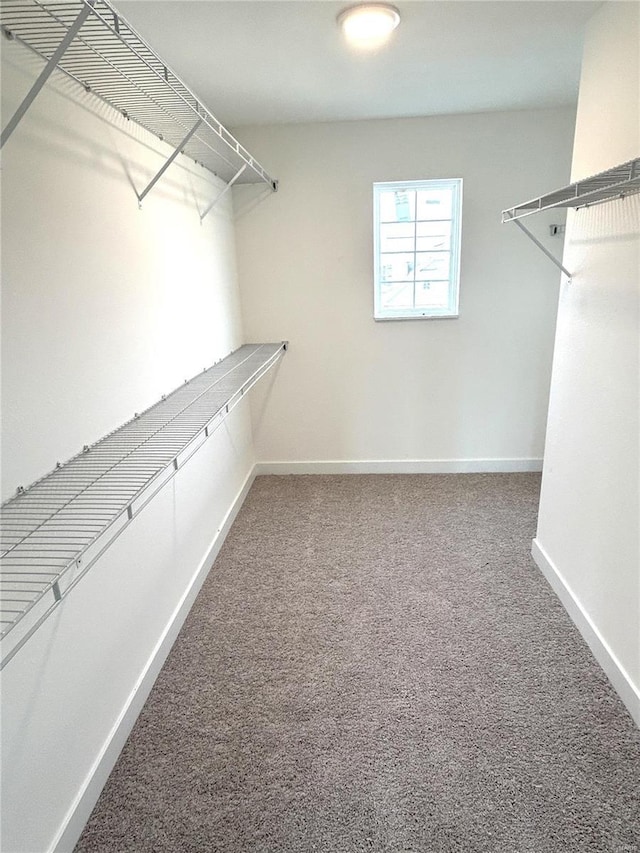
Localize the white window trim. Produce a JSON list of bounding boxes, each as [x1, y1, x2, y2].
[[373, 178, 463, 321]]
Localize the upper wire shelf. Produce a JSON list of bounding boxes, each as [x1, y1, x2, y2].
[[502, 158, 640, 222], [0, 0, 277, 191], [501, 157, 640, 281], [0, 342, 287, 668]]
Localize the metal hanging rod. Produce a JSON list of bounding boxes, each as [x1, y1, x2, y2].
[[0, 342, 287, 668], [0, 0, 278, 198], [502, 157, 640, 281]]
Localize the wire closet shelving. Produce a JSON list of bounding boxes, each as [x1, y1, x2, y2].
[[502, 157, 640, 280], [0, 0, 277, 209], [0, 343, 287, 669]]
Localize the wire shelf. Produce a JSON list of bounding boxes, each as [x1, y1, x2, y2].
[[0, 0, 277, 190], [0, 342, 287, 667], [502, 158, 640, 222]]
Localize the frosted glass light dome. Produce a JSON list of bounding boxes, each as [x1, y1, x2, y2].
[[337, 4, 401, 47]]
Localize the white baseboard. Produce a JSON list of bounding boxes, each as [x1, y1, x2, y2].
[[256, 458, 543, 475], [52, 466, 257, 853], [531, 538, 640, 727]]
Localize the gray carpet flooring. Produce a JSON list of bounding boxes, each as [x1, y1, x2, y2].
[[76, 474, 640, 853]]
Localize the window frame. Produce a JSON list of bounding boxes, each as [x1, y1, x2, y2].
[[373, 178, 463, 321]]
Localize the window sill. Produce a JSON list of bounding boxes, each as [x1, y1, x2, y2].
[[373, 313, 459, 322]]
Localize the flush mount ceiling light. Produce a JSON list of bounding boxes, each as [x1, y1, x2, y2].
[[337, 3, 400, 48]]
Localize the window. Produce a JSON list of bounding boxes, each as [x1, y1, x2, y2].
[[373, 179, 462, 320]]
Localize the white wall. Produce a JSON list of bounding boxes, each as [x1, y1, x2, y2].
[[534, 1, 640, 724], [234, 108, 575, 473], [1, 40, 257, 852], [1, 45, 245, 500]]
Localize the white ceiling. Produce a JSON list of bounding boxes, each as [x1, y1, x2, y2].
[[116, 0, 600, 128]]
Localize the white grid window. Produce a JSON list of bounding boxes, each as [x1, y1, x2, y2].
[[373, 179, 463, 320]]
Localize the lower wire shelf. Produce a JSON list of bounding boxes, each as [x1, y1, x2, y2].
[[0, 341, 286, 667]]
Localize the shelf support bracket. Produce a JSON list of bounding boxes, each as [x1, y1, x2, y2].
[[137, 119, 203, 205], [200, 164, 247, 222], [1, 2, 94, 149], [512, 218, 572, 281]]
